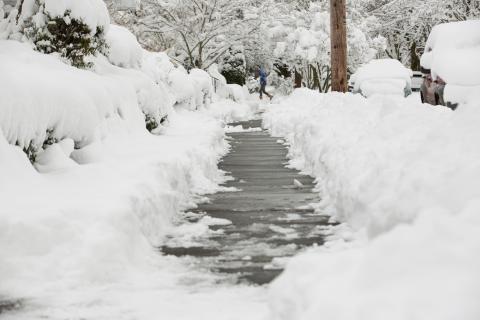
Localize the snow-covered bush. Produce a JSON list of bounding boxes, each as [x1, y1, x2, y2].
[[105, 24, 142, 69], [0, 39, 172, 163], [189, 68, 213, 108], [220, 46, 246, 85], [262, 3, 381, 92], [18, 0, 110, 68]]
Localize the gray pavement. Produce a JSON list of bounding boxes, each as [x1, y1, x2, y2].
[[161, 119, 335, 285]]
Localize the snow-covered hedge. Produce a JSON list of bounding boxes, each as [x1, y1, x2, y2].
[[105, 24, 143, 69], [0, 40, 172, 163], [264, 89, 480, 320]]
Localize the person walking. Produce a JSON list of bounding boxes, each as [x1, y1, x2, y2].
[[258, 67, 273, 100]]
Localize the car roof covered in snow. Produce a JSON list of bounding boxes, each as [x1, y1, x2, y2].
[[353, 59, 412, 90], [420, 20, 480, 86]]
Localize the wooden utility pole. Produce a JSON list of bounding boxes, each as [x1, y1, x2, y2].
[[330, 0, 347, 92]]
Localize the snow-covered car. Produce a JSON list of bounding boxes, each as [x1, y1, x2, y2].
[[352, 59, 413, 98], [348, 75, 355, 93], [411, 71, 423, 92], [420, 20, 480, 109]]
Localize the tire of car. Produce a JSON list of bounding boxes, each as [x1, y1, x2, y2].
[[446, 101, 458, 110], [420, 92, 425, 103], [434, 93, 440, 105]]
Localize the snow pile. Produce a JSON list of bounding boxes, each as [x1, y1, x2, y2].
[[105, 24, 143, 68], [420, 20, 480, 105], [352, 59, 412, 97], [264, 89, 480, 320], [0, 108, 239, 317]]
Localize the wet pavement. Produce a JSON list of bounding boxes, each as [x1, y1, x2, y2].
[[161, 119, 335, 285]]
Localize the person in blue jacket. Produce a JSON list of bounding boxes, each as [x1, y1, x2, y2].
[[258, 67, 273, 100]]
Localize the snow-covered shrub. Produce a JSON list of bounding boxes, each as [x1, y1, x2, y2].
[[27, 11, 107, 68], [0, 40, 149, 163], [105, 24, 142, 69], [268, 72, 294, 96], [166, 66, 215, 110], [227, 84, 251, 102], [220, 46, 246, 85], [168, 66, 196, 110], [189, 68, 213, 108], [9, 0, 110, 68], [141, 50, 175, 84]]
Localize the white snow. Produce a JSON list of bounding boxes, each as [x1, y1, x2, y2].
[[263, 89, 480, 320], [353, 59, 412, 97], [105, 24, 143, 69], [43, 0, 110, 33]]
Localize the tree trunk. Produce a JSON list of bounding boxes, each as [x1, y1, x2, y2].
[[330, 0, 347, 92], [410, 42, 420, 71], [16, 0, 25, 23], [294, 69, 302, 88]]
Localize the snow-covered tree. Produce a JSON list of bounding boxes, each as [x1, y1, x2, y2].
[[220, 45, 246, 85], [361, 0, 480, 69], [261, 0, 383, 92], [131, 0, 260, 70]]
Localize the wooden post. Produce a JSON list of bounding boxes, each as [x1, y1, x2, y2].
[[330, 0, 347, 92]]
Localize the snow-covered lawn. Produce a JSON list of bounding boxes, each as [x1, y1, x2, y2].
[[263, 89, 480, 320]]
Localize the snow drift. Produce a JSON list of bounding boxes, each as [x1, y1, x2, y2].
[[264, 89, 480, 320]]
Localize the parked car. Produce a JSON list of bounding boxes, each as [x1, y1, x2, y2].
[[348, 75, 355, 93], [351, 59, 412, 98], [411, 71, 423, 92], [420, 20, 480, 110]]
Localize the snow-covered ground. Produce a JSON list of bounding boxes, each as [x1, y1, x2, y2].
[[263, 89, 480, 320], [0, 87, 266, 320], [1, 109, 267, 320], [0, 11, 265, 318]]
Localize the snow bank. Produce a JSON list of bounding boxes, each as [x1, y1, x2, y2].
[[105, 24, 143, 69], [264, 89, 480, 320], [0, 108, 234, 315], [420, 20, 480, 105], [353, 59, 412, 97]]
